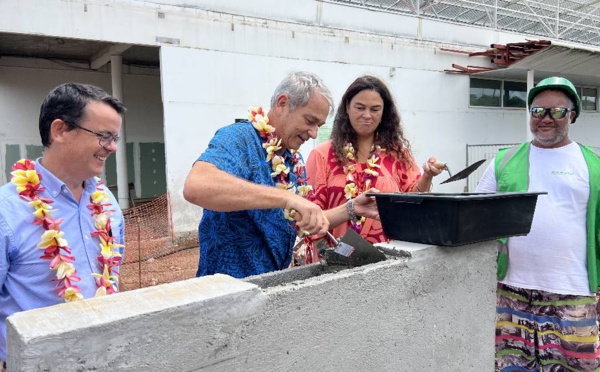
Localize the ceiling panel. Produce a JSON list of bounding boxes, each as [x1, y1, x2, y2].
[[0, 33, 159, 67]]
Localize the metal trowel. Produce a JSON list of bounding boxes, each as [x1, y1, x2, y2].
[[322, 229, 387, 267], [440, 159, 486, 185]]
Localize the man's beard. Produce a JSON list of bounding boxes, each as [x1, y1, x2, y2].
[[531, 125, 569, 147]]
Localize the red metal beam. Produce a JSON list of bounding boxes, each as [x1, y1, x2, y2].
[[443, 39, 552, 73], [444, 64, 498, 74]]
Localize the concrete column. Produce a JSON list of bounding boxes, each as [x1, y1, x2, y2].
[[111, 55, 129, 209], [526, 69, 534, 142]]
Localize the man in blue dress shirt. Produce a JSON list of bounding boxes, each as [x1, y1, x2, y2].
[[183, 71, 380, 278], [0, 83, 126, 368]]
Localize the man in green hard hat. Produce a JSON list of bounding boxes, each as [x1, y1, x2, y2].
[[476, 76, 600, 370]]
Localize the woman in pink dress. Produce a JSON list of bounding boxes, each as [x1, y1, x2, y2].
[[305, 75, 444, 249]]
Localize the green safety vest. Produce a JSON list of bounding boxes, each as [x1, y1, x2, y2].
[[494, 142, 600, 293]]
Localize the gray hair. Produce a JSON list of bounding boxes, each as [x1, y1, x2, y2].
[[270, 71, 334, 115]]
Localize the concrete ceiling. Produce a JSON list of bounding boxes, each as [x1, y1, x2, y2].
[[0, 32, 159, 68]]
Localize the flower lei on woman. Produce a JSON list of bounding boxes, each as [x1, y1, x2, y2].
[[248, 106, 312, 223], [343, 143, 382, 232], [11, 159, 122, 302]]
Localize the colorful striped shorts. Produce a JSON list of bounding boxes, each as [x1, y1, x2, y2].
[[496, 283, 600, 372]]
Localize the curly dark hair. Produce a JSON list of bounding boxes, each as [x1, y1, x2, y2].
[[331, 75, 412, 166]]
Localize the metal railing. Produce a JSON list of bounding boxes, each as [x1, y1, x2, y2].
[[466, 143, 517, 192]]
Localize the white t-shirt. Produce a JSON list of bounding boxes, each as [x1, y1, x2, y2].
[[476, 141, 591, 295]]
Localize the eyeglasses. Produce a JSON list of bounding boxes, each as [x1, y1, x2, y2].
[[71, 123, 120, 148], [530, 107, 573, 120]]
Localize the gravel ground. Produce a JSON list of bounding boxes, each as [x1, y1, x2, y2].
[[120, 246, 199, 291]]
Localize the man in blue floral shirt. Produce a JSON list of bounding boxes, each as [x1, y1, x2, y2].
[[184, 72, 380, 278]]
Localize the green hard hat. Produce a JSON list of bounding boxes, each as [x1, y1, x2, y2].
[[528, 76, 581, 122]]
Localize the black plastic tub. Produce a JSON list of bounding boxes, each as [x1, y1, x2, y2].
[[368, 192, 546, 247]]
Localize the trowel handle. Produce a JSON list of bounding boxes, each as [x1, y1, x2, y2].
[[432, 161, 448, 171], [432, 161, 451, 177], [326, 231, 339, 244], [288, 208, 301, 221], [290, 209, 335, 241], [289, 209, 310, 238]]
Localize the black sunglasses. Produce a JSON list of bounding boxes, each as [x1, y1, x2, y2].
[[530, 107, 573, 120], [70, 122, 120, 148]]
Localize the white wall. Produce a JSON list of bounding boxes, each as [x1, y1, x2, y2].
[[160, 45, 480, 233], [162, 41, 600, 234]]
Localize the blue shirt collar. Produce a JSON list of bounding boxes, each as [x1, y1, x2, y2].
[[34, 157, 98, 198]]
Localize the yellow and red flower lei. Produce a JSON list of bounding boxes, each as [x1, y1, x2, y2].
[[342, 143, 381, 232], [11, 159, 123, 302], [248, 106, 312, 221]]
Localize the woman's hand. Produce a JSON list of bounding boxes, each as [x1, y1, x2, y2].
[[353, 188, 380, 221], [413, 157, 447, 193], [422, 157, 447, 178]]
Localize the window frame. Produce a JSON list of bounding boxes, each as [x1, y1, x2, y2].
[[578, 85, 598, 112], [469, 78, 599, 113], [469, 77, 503, 108], [502, 80, 528, 109]]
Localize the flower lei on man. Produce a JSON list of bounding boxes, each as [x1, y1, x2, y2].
[[343, 143, 381, 232], [248, 106, 315, 262], [11, 159, 122, 302], [248, 106, 312, 217]]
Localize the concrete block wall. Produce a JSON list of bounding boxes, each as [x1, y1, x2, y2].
[[7, 241, 497, 371]]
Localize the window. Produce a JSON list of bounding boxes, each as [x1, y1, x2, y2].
[[580, 87, 597, 111], [503, 81, 527, 108], [471, 78, 599, 111], [470, 78, 501, 107]]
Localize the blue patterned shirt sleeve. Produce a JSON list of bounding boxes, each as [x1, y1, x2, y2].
[[196, 121, 297, 278]]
